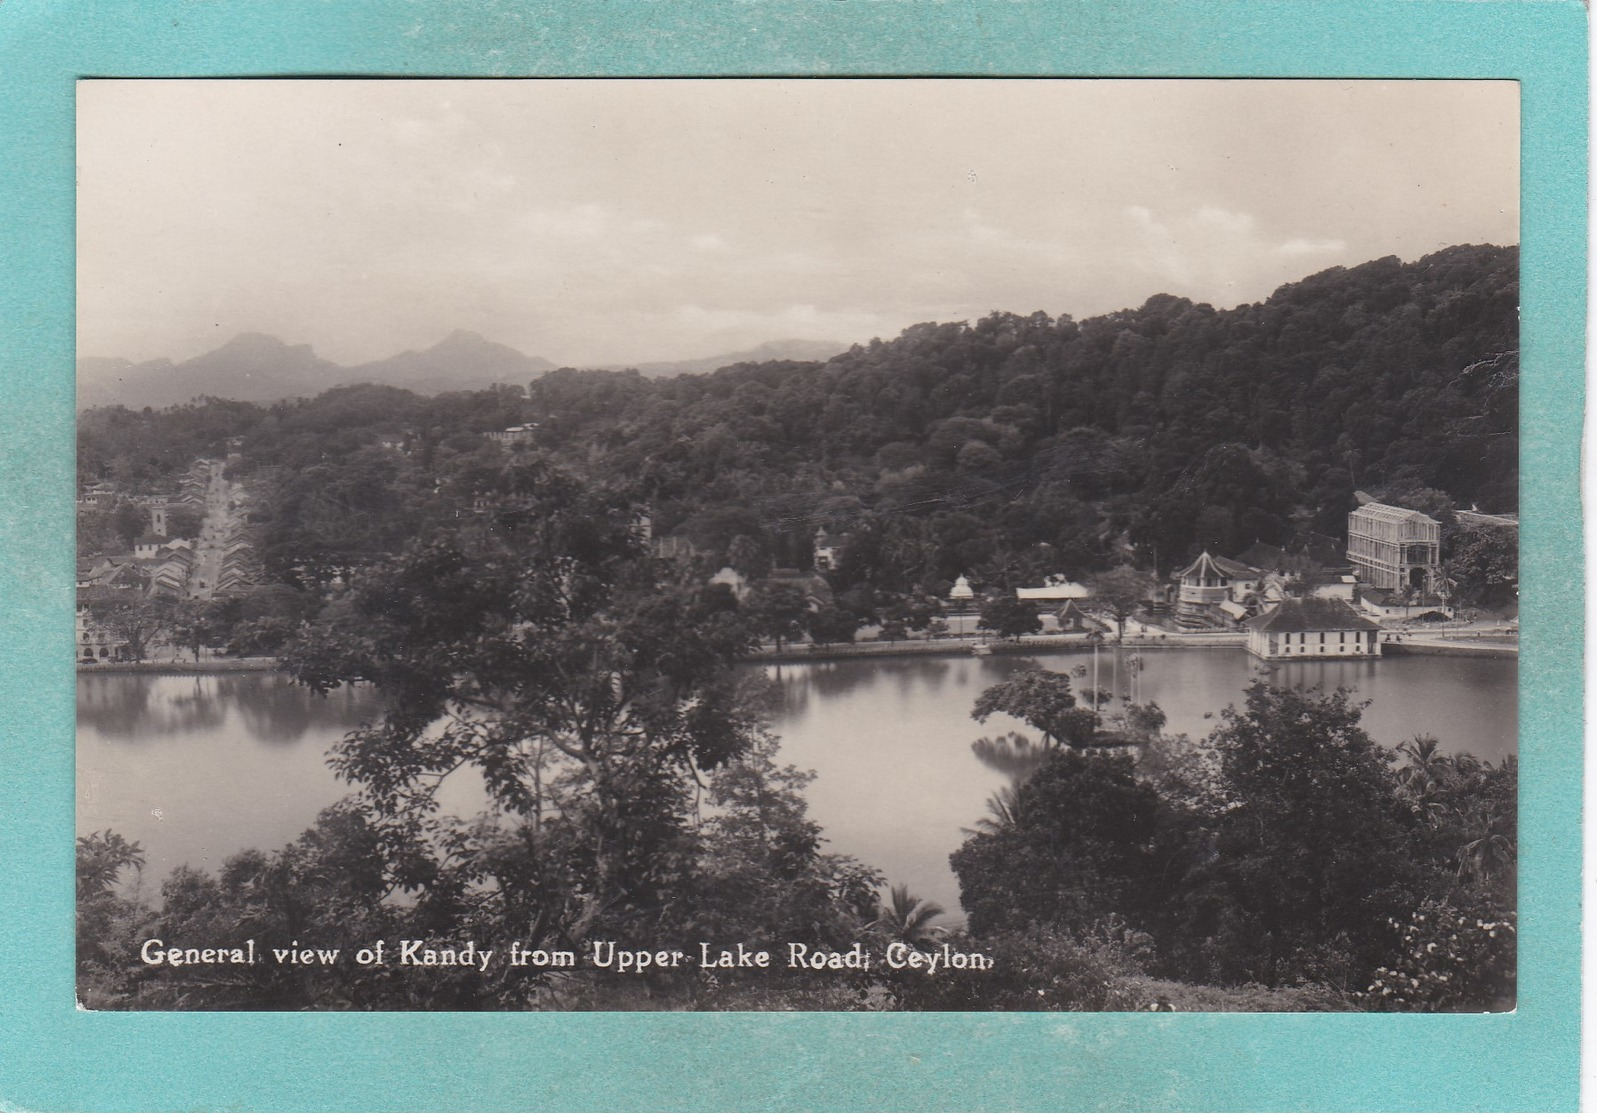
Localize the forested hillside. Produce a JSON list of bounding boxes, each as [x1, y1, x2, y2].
[[79, 244, 1517, 600], [527, 243, 1517, 583]]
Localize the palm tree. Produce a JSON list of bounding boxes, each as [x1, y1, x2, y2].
[[1458, 797, 1515, 883], [873, 884, 947, 949], [962, 784, 1024, 837], [1395, 733, 1452, 817]]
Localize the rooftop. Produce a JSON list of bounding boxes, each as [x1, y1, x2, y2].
[[1350, 502, 1441, 528], [1175, 551, 1261, 581], [1244, 598, 1381, 633]]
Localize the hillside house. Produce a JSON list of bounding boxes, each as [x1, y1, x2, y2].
[[487, 424, 537, 447], [812, 528, 848, 572], [709, 565, 750, 602]]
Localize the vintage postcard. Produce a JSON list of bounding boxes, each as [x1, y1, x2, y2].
[[74, 76, 1523, 1015], [2, 1, 1586, 1111]]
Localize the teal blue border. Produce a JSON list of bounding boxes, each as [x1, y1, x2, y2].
[[0, 1, 1583, 1110]]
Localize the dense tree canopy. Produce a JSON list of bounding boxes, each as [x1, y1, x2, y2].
[[79, 244, 1518, 597], [949, 679, 1516, 1006], [280, 461, 763, 959]]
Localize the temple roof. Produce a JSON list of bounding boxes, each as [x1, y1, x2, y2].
[[1174, 551, 1260, 581]]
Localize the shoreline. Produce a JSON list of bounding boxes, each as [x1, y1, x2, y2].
[[753, 634, 1517, 663], [78, 632, 1515, 675], [77, 656, 280, 674]]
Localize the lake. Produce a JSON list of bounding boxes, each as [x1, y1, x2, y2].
[[77, 647, 1516, 919]]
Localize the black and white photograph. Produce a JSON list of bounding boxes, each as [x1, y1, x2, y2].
[[75, 78, 1519, 1012]]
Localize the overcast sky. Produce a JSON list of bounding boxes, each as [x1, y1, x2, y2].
[[77, 79, 1518, 368]]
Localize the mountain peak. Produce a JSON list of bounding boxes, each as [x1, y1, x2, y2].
[[213, 331, 293, 354], [436, 328, 489, 347]]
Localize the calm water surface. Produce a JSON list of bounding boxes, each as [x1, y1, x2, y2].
[[78, 649, 1515, 918]]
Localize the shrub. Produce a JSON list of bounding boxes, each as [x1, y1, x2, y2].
[[1361, 898, 1515, 1011]]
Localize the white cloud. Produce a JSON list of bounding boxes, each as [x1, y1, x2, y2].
[[1123, 204, 1355, 304], [77, 79, 1519, 367], [1278, 237, 1348, 256]]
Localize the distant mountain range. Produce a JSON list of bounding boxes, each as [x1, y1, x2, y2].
[[614, 339, 849, 378], [76, 332, 849, 410], [76, 330, 556, 410]]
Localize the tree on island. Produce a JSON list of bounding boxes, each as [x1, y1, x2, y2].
[[971, 669, 1099, 749]]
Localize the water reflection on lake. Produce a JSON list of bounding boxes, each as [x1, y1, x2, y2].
[[765, 647, 1515, 920], [79, 649, 1515, 921], [77, 674, 383, 881]]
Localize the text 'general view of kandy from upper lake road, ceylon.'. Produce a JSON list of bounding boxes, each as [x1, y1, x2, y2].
[[77, 78, 1518, 1013]]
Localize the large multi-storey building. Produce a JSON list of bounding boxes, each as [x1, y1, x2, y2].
[[1346, 501, 1441, 593]]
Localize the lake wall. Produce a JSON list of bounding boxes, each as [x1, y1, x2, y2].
[[77, 657, 279, 674]]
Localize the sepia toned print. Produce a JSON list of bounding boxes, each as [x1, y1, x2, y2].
[[76, 78, 1517, 1011]]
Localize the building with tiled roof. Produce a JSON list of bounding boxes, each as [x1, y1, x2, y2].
[[1243, 597, 1382, 660]]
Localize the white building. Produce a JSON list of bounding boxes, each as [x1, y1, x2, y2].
[[1347, 501, 1442, 594], [1243, 598, 1383, 660], [487, 425, 537, 447], [1015, 575, 1090, 603]]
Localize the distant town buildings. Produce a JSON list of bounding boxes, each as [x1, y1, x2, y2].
[[75, 458, 258, 631], [1015, 576, 1090, 603], [487, 424, 537, 447], [812, 528, 845, 572], [76, 601, 128, 662]]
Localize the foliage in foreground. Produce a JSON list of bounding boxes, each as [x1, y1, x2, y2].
[[949, 673, 1516, 1010], [79, 465, 1514, 1012]]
